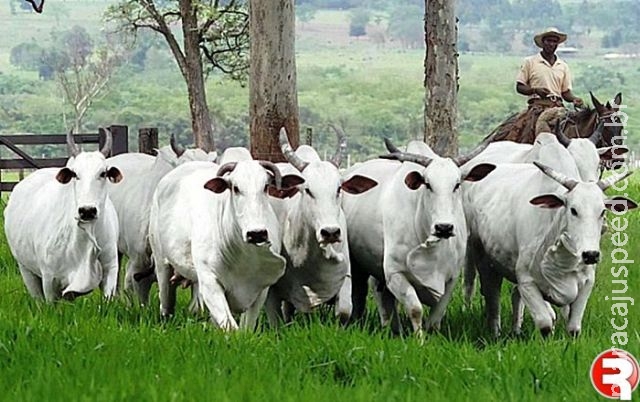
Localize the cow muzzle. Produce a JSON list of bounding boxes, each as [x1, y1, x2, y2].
[[433, 223, 455, 239], [582, 250, 600, 265], [319, 226, 342, 244], [78, 206, 98, 222], [246, 229, 269, 245]]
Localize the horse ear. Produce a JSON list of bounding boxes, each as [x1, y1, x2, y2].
[[590, 92, 605, 113], [613, 93, 622, 108]]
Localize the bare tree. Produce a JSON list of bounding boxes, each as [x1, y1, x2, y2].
[[43, 27, 123, 133], [424, 0, 459, 157], [249, 0, 299, 162], [106, 0, 249, 152]]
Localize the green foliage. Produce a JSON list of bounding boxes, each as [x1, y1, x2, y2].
[[9, 42, 44, 71], [386, 4, 423, 48]]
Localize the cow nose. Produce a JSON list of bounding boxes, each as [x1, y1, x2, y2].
[[320, 227, 341, 243], [582, 250, 600, 264], [246, 229, 269, 245], [78, 206, 97, 221], [434, 223, 454, 238]]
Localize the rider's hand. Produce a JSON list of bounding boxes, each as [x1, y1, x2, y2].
[[572, 97, 584, 107], [534, 87, 551, 97]]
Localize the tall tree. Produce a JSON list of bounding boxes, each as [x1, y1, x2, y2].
[[424, 0, 458, 157], [106, 0, 249, 152], [249, 0, 299, 162]]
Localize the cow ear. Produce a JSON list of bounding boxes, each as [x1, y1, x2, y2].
[[464, 163, 496, 182], [204, 177, 228, 193], [280, 174, 305, 189], [404, 171, 424, 190], [106, 167, 123, 183], [613, 92, 622, 108], [267, 186, 299, 199], [605, 196, 638, 213], [56, 167, 76, 184], [341, 175, 378, 194], [598, 146, 629, 161], [530, 194, 565, 208]]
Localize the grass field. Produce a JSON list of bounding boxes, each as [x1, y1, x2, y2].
[[0, 174, 638, 401]]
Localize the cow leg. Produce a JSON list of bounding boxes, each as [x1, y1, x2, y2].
[[516, 269, 555, 337], [463, 240, 479, 308], [187, 282, 203, 315], [425, 278, 456, 332], [125, 254, 154, 306], [282, 301, 296, 323], [477, 263, 503, 337], [350, 270, 369, 324], [42, 274, 61, 302], [239, 288, 268, 332], [511, 286, 525, 335], [156, 260, 177, 318], [18, 265, 44, 299], [196, 270, 238, 331], [334, 273, 352, 326], [370, 277, 400, 334], [265, 288, 284, 327], [566, 270, 595, 337], [386, 272, 423, 336], [98, 244, 119, 299]]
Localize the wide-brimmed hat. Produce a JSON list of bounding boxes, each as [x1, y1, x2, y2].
[[534, 27, 567, 47]]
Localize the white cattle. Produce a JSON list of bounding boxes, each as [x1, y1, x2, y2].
[[265, 127, 378, 326], [148, 158, 305, 331], [4, 131, 123, 301], [342, 139, 495, 335], [106, 135, 216, 304], [463, 161, 636, 337]]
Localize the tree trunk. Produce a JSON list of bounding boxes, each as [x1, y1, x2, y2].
[[180, 0, 215, 152], [424, 0, 459, 157], [249, 0, 299, 162]]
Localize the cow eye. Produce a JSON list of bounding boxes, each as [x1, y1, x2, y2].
[[232, 185, 240, 194], [305, 188, 314, 198], [336, 187, 341, 197], [99, 171, 107, 179], [600, 209, 606, 218], [454, 183, 461, 191], [425, 182, 432, 191], [570, 207, 578, 216]]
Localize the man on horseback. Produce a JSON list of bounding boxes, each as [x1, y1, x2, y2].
[[490, 28, 585, 143]]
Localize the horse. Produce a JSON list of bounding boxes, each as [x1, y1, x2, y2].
[[486, 92, 626, 149]]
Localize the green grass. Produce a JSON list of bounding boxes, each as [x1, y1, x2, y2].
[[0, 177, 638, 401]]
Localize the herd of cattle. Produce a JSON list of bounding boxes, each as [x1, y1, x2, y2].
[[3, 112, 637, 337]]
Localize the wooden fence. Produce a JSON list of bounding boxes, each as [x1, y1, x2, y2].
[[0, 125, 129, 192]]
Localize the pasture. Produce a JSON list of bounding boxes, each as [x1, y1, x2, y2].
[[0, 174, 637, 401]]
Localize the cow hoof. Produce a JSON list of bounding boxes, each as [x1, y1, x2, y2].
[[568, 328, 581, 338], [540, 326, 553, 338]]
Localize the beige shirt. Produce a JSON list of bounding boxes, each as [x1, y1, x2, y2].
[[516, 53, 572, 99]]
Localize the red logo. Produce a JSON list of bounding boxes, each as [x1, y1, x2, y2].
[[591, 349, 639, 400]]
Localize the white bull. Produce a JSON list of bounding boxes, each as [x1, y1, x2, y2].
[[266, 127, 378, 325], [106, 135, 217, 304], [463, 161, 636, 337], [4, 131, 123, 301], [342, 139, 495, 335], [148, 159, 304, 331]]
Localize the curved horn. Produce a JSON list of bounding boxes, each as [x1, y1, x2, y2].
[[259, 160, 283, 189], [216, 162, 237, 177], [597, 169, 634, 191], [533, 161, 579, 191], [380, 137, 433, 167], [66, 129, 80, 157], [100, 128, 113, 157], [170, 134, 186, 157], [328, 124, 347, 168], [383, 137, 402, 154], [589, 119, 604, 145], [453, 137, 491, 167], [278, 127, 309, 172], [554, 117, 572, 147]]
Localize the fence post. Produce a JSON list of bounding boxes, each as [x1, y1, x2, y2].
[[306, 127, 313, 146], [138, 128, 159, 156], [109, 125, 128, 155]]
